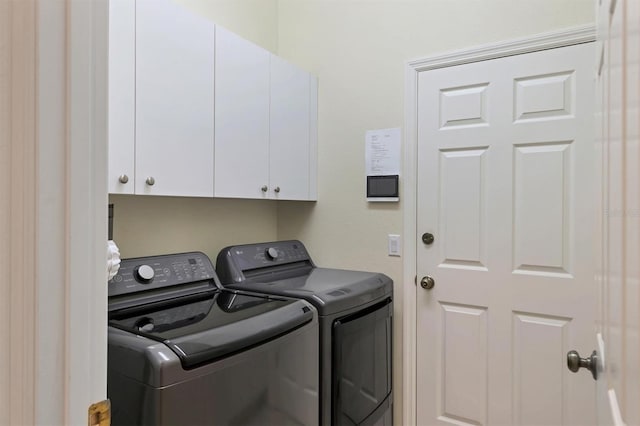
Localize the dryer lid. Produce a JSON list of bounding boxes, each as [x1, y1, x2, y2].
[[228, 268, 393, 316]]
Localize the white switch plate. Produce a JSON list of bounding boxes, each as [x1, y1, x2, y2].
[[388, 234, 401, 257]]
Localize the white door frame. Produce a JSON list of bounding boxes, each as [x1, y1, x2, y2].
[[64, 1, 109, 424], [401, 24, 596, 425], [0, 0, 108, 424]]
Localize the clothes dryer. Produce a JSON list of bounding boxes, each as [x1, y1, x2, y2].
[[216, 240, 393, 426]]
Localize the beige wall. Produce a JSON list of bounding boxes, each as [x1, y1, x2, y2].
[[109, 0, 280, 262], [174, 0, 279, 53], [110, 195, 278, 262]]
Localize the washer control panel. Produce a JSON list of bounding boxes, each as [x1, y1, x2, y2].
[[108, 252, 218, 297]]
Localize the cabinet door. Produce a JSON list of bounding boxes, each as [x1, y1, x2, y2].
[[269, 55, 313, 201], [135, 0, 215, 197], [108, 0, 135, 194], [214, 27, 270, 199]]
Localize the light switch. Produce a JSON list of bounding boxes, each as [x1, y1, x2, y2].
[[388, 234, 401, 257]]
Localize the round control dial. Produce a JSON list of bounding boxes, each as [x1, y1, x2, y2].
[[135, 264, 155, 284], [265, 247, 279, 260]]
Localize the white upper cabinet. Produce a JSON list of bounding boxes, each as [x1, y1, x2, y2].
[[108, 0, 135, 194], [107, 0, 317, 201], [215, 42, 318, 201], [135, 0, 215, 197], [214, 26, 270, 199], [270, 55, 318, 201]]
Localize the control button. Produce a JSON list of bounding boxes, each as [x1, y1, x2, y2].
[[266, 247, 279, 260], [135, 265, 155, 284]]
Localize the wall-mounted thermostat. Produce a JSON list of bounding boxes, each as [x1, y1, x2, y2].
[[365, 127, 401, 202], [367, 175, 399, 201]]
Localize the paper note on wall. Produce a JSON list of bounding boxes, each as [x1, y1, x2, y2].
[[365, 128, 401, 176]]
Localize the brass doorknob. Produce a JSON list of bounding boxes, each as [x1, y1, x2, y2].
[[420, 276, 435, 290]]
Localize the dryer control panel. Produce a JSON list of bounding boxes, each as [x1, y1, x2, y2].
[[223, 240, 312, 269], [108, 251, 219, 298], [216, 240, 314, 283]]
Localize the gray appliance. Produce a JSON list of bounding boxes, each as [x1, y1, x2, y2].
[[216, 240, 393, 426], [107, 251, 319, 426]]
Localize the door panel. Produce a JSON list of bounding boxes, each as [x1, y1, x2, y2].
[[417, 43, 596, 426], [512, 313, 569, 425], [440, 303, 488, 426], [439, 147, 488, 269], [513, 142, 571, 276], [439, 83, 489, 128], [513, 71, 574, 121]]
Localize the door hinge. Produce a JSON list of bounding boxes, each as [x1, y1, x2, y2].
[[88, 399, 111, 426]]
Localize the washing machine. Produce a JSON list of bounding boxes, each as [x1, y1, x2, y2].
[[216, 240, 393, 426], [107, 251, 319, 426]]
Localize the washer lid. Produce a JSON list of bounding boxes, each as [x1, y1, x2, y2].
[[109, 290, 313, 368], [227, 268, 393, 316]]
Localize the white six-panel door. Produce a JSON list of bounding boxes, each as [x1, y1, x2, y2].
[[416, 43, 596, 426]]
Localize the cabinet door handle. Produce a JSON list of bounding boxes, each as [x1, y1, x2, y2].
[[261, 185, 268, 192], [274, 186, 281, 193], [146, 176, 155, 186], [118, 174, 129, 184]]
